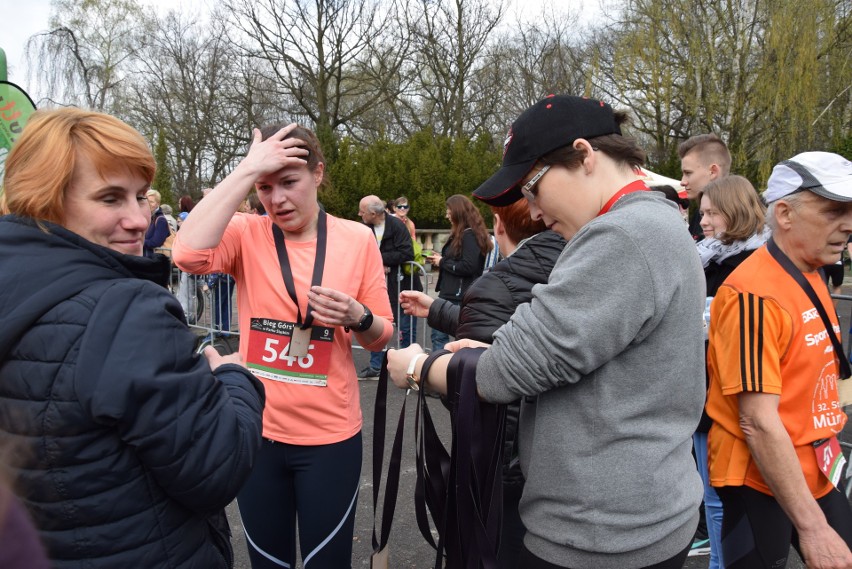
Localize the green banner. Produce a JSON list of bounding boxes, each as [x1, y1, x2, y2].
[[0, 80, 36, 187]]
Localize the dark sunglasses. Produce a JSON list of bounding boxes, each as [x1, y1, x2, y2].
[[395, 204, 410, 210]]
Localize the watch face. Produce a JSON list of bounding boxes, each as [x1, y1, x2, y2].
[[406, 375, 420, 391], [355, 305, 373, 332]]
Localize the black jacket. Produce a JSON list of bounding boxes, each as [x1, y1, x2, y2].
[[704, 248, 756, 297], [435, 229, 486, 302], [374, 213, 418, 303], [0, 215, 265, 568], [428, 230, 566, 484]]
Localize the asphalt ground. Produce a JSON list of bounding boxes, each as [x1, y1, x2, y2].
[[220, 286, 852, 569]]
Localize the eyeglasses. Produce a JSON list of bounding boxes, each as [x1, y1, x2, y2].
[[520, 165, 551, 202], [395, 204, 410, 210]]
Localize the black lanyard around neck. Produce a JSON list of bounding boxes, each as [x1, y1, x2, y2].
[[271, 208, 327, 330], [766, 238, 852, 379]]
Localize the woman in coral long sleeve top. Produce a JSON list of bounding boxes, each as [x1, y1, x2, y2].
[[173, 123, 394, 569]]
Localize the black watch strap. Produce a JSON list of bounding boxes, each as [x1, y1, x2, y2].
[[345, 304, 373, 333]]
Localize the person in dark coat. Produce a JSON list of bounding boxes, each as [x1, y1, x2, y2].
[[0, 108, 265, 568], [400, 199, 566, 568], [357, 194, 415, 377]]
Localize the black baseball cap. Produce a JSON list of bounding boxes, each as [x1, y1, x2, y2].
[[473, 95, 622, 206]]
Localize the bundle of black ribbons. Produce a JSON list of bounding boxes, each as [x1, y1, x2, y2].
[[371, 349, 507, 569]]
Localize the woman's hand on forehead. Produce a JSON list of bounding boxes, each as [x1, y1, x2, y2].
[[242, 125, 310, 177]]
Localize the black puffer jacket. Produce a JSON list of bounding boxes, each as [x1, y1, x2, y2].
[[429, 231, 566, 340], [428, 230, 566, 484], [0, 215, 265, 568]]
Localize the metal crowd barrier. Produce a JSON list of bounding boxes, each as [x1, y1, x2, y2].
[[158, 250, 238, 355]]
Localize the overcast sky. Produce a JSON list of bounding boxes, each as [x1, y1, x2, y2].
[[0, 0, 605, 98]]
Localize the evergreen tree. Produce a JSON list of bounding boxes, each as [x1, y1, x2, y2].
[[153, 129, 175, 207]]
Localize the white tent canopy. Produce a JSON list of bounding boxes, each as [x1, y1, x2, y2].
[[636, 167, 683, 190]]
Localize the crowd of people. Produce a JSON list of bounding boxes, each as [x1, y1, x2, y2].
[[1, 93, 852, 569]]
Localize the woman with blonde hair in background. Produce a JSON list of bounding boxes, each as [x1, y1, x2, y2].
[[697, 175, 768, 295]]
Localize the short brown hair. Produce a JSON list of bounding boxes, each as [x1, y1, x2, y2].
[[678, 134, 731, 175], [490, 199, 546, 244], [3, 108, 155, 224], [698, 175, 765, 244], [258, 124, 329, 191]]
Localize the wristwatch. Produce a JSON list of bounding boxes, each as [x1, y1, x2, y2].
[[406, 354, 427, 391], [344, 304, 373, 333]]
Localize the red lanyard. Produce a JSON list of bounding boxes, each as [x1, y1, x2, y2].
[[596, 180, 649, 217]]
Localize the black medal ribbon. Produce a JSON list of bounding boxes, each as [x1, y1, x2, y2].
[[271, 207, 327, 330], [766, 238, 851, 379]]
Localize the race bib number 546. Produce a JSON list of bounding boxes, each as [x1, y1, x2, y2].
[[246, 318, 334, 386]]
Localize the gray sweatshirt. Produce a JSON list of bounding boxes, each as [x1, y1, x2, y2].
[[476, 191, 705, 568]]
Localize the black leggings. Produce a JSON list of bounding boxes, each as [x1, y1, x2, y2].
[[237, 433, 362, 568], [717, 485, 852, 568], [518, 542, 690, 569]]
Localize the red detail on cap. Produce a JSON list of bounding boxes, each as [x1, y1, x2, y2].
[[546, 104, 552, 109], [600, 101, 605, 107]]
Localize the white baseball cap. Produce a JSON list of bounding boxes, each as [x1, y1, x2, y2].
[[763, 151, 852, 203]]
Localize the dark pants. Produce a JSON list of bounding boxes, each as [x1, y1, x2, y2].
[[237, 433, 362, 568], [717, 485, 852, 568]]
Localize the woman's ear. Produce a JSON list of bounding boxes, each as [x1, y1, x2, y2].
[[573, 139, 596, 174], [493, 213, 505, 236], [313, 162, 325, 187]]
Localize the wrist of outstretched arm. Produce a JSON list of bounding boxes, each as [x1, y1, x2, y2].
[[344, 303, 372, 333], [406, 353, 429, 390]]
